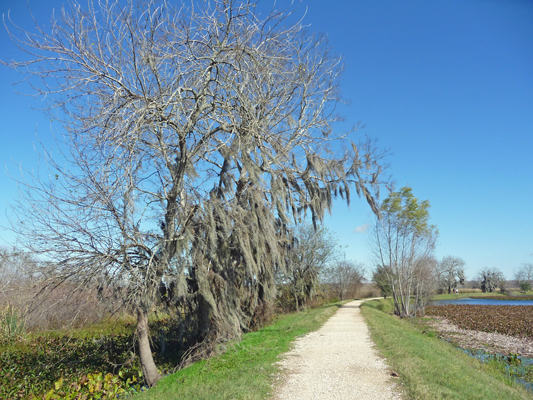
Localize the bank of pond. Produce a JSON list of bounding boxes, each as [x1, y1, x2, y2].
[[463, 350, 533, 393], [426, 296, 533, 393]]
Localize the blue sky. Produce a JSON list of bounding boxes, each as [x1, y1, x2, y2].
[[0, 0, 532, 280]]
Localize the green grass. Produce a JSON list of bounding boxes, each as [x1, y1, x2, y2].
[[131, 302, 345, 400], [361, 300, 532, 400]]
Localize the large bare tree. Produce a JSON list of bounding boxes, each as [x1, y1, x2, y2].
[[476, 267, 505, 293], [3, 0, 388, 386], [435, 255, 466, 294]]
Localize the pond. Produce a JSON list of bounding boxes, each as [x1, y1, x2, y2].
[[430, 298, 533, 306]]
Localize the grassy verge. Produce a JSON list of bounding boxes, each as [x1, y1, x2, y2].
[[132, 302, 345, 400], [361, 300, 531, 400]]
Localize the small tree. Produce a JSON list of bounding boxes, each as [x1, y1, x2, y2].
[[372, 265, 392, 299], [514, 263, 533, 286], [279, 223, 340, 311], [435, 256, 466, 294], [520, 282, 531, 293]]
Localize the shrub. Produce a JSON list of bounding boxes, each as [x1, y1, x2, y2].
[[520, 282, 531, 293]]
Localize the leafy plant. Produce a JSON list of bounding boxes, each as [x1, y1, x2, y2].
[[0, 313, 204, 399], [0, 329, 143, 398], [38, 372, 134, 399]]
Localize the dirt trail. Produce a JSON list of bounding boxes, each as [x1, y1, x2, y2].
[[273, 300, 404, 400]]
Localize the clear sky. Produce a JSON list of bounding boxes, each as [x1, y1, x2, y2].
[[0, 0, 532, 280]]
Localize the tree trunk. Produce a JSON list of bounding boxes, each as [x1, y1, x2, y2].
[[136, 307, 161, 387]]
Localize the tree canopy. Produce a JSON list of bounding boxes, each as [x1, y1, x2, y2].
[[3, 0, 389, 386]]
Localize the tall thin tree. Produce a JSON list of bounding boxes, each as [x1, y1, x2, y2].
[[370, 187, 437, 317]]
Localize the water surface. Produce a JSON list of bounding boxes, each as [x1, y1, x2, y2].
[[430, 298, 533, 306]]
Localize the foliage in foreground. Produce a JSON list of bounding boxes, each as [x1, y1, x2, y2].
[[0, 304, 26, 339], [0, 330, 140, 399], [361, 300, 531, 400], [425, 305, 533, 338], [37, 372, 136, 400], [0, 314, 197, 399]]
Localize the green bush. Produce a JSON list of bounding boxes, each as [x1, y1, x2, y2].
[[520, 282, 531, 293]]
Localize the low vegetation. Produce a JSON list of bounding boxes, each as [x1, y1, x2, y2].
[[425, 305, 533, 338], [1, 319, 140, 399], [361, 299, 532, 399], [0, 299, 345, 399]]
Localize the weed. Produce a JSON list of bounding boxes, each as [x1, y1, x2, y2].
[[0, 304, 26, 340]]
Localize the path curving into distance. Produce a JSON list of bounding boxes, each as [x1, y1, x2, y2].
[[273, 299, 404, 400]]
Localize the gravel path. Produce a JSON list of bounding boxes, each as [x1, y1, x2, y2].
[[273, 300, 404, 400]]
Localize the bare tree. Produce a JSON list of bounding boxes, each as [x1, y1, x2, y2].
[[323, 259, 364, 300], [278, 223, 340, 311], [370, 187, 438, 317], [514, 263, 533, 286], [3, 0, 388, 386], [435, 256, 466, 294], [514, 269, 526, 286], [0, 247, 39, 302], [412, 255, 437, 314]]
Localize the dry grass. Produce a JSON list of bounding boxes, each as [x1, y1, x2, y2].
[[0, 280, 122, 336]]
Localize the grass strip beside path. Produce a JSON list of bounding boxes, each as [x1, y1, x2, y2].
[[132, 302, 344, 400], [361, 300, 531, 400]]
